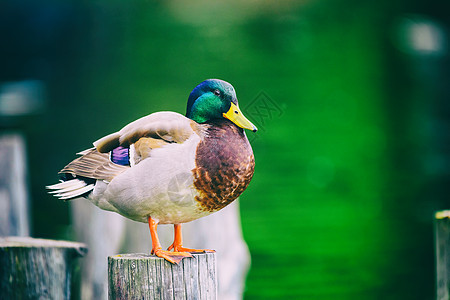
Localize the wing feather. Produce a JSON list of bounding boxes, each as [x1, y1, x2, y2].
[[48, 112, 203, 200], [59, 148, 129, 182], [93, 112, 195, 153]]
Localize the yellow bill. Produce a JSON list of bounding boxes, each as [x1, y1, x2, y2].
[[223, 102, 258, 132]]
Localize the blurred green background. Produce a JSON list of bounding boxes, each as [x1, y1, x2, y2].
[[1, 0, 450, 299]]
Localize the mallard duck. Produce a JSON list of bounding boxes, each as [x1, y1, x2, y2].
[[47, 79, 256, 264]]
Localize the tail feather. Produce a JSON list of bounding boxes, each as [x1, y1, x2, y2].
[[47, 148, 128, 201], [46, 179, 85, 190], [46, 179, 94, 200]]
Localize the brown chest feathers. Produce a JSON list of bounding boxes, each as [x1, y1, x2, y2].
[[192, 119, 255, 212]]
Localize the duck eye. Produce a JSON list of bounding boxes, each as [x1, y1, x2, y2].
[[213, 89, 221, 96], [234, 110, 238, 114]]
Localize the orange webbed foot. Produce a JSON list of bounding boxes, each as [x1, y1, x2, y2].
[[152, 248, 193, 264], [167, 244, 216, 254]]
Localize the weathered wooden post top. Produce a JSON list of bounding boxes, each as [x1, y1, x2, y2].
[[108, 252, 217, 300], [436, 210, 450, 300], [0, 236, 87, 300]]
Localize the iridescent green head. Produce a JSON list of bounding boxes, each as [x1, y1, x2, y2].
[[186, 79, 257, 132]]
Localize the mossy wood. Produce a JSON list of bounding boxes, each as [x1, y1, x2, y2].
[[436, 210, 450, 300], [0, 237, 87, 300], [108, 253, 217, 300]]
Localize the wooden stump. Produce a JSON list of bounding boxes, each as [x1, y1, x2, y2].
[[0, 236, 87, 300], [108, 253, 217, 300], [436, 210, 450, 300]]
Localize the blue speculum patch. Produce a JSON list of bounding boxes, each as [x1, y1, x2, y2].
[[111, 146, 130, 166]]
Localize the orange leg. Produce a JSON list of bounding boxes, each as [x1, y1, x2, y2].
[[167, 224, 215, 253], [148, 217, 192, 264]]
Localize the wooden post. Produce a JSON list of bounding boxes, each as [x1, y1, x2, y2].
[[0, 236, 87, 300], [436, 210, 450, 300], [0, 133, 30, 236], [108, 253, 217, 300]]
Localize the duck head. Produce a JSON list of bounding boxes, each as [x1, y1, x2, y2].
[[186, 79, 257, 132]]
